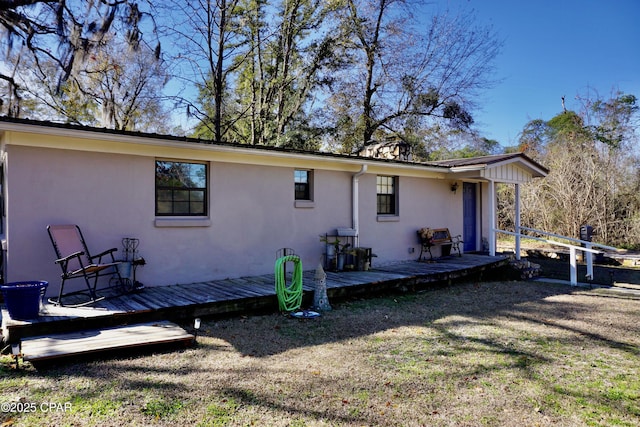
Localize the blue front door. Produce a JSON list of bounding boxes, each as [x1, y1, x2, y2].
[[463, 182, 477, 252]]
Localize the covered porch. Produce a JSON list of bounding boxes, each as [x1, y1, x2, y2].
[[438, 153, 624, 285], [434, 153, 550, 257]]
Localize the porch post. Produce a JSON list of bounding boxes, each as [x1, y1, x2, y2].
[[515, 183, 521, 260], [569, 247, 578, 285], [489, 180, 496, 256], [586, 242, 594, 281]]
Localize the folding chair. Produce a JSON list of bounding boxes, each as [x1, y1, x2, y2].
[[47, 224, 121, 307]]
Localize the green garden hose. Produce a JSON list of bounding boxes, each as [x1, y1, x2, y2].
[[275, 255, 303, 312]]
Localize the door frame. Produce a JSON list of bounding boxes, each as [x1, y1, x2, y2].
[[462, 182, 479, 252]]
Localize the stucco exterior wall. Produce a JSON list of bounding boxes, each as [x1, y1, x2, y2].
[[1, 139, 472, 298], [5, 145, 153, 294], [357, 174, 463, 261]]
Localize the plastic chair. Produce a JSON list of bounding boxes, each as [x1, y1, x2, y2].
[[47, 224, 121, 307]]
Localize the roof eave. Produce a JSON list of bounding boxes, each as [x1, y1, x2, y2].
[[0, 118, 449, 176]]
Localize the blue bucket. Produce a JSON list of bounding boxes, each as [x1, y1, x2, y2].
[[0, 281, 48, 320]]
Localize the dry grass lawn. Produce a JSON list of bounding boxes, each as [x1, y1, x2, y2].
[[2, 280, 640, 426]]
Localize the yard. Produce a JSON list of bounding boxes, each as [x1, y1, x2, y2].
[[1, 279, 639, 426]]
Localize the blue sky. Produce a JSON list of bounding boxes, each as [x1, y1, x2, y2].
[[431, 0, 640, 147]]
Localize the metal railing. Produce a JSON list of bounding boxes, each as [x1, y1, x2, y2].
[[494, 226, 620, 286]]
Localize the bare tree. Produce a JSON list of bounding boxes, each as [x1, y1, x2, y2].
[[232, 0, 337, 147], [328, 0, 501, 152], [159, 0, 248, 142], [504, 92, 640, 249], [13, 35, 171, 131], [84, 39, 170, 131], [0, 0, 160, 120]]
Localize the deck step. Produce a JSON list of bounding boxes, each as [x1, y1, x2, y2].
[[20, 321, 194, 363]]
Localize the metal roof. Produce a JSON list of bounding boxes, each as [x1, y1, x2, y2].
[[428, 152, 549, 176], [0, 116, 548, 177]]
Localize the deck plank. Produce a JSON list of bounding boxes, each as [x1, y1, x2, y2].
[[125, 290, 167, 310], [223, 278, 275, 297], [170, 282, 221, 299], [242, 274, 275, 286], [206, 281, 269, 300], [105, 295, 148, 312], [168, 282, 251, 306]]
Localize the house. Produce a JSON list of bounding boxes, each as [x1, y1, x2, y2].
[[0, 117, 548, 297]]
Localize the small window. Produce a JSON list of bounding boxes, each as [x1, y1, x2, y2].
[[294, 169, 312, 201], [377, 175, 397, 215], [156, 160, 208, 216]]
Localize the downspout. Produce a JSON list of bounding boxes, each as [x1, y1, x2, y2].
[[352, 164, 368, 247]]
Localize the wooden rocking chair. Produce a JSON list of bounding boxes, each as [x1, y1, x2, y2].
[[47, 224, 122, 307]]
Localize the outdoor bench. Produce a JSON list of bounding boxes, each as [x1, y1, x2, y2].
[[417, 227, 463, 261]]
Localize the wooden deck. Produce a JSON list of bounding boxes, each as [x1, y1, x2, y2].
[[2, 254, 508, 344]]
